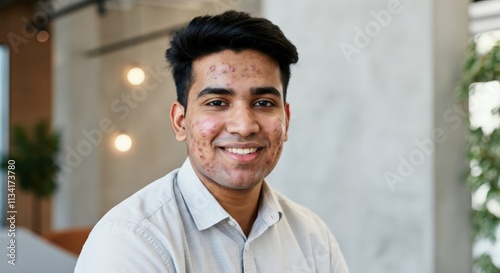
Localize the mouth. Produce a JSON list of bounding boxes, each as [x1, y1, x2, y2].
[[224, 147, 259, 155]]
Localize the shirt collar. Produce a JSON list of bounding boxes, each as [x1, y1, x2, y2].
[[177, 157, 284, 231], [177, 158, 229, 231], [258, 181, 283, 227]]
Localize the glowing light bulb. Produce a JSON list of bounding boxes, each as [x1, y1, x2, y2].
[[37, 30, 49, 43], [127, 67, 145, 85], [114, 134, 132, 152]]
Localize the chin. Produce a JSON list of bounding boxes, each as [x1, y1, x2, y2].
[[221, 179, 263, 191]]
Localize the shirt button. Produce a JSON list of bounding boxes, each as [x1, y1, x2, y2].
[[245, 245, 249, 252], [228, 220, 236, 227]]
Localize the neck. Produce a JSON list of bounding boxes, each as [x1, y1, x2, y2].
[[203, 181, 262, 237]]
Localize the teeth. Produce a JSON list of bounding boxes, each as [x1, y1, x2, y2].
[[225, 148, 258, 155]]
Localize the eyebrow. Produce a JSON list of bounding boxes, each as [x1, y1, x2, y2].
[[196, 87, 282, 99], [250, 87, 282, 99], [197, 88, 235, 99]]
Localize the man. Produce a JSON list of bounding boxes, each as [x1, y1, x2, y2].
[[75, 10, 349, 273]]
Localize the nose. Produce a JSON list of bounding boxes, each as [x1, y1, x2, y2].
[[226, 105, 260, 137]]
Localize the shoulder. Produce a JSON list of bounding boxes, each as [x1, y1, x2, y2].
[[270, 188, 340, 244], [269, 188, 350, 272], [274, 189, 330, 228], [75, 169, 182, 272], [99, 168, 181, 226]]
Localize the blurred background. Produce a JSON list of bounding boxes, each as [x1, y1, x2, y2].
[[2, 0, 500, 272]]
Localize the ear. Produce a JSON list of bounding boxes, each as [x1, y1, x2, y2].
[[170, 101, 187, 142], [284, 102, 290, 142]]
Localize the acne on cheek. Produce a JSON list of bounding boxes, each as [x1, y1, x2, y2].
[[266, 133, 285, 167], [191, 121, 219, 160], [189, 144, 196, 156], [191, 141, 205, 160], [195, 120, 219, 138], [272, 120, 286, 134], [263, 160, 273, 168], [200, 130, 216, 138], [204, 163, 214, 173], [268, 121, 287, 155]]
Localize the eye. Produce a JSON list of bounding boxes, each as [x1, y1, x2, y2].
[[207, 100, 227, 107], [254, 100, 274, 107]]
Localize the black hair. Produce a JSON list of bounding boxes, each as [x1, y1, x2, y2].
[[165, 10, 299, 109]]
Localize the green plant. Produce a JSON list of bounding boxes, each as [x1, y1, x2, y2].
[[458, 40, 500, 273], [1, 120, 60, 233]]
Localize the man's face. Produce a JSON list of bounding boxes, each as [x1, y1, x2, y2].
[[170, 49, 290, 190]]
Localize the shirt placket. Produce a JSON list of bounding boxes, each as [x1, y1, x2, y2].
[[242, 242, 256, 273]]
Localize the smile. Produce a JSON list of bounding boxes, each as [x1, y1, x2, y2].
[[224, 148, 258, 155]]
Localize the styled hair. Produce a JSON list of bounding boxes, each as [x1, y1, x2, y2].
[[165, 10, 299, 108]]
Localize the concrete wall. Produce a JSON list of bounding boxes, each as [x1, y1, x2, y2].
[[53, 5, 101, 228], [96, 4, 190, 214], [433, 0, 471, 272], [263, 0, 470, 272]]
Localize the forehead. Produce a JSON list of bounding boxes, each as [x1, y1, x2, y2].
[[189, 50, 282, 95], [194, 49, 278, 69]]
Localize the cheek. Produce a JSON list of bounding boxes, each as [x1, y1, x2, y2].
[[266, 120, 287, 158], [196, 119, 220, 138], [187, 119, 220, 139], [187, 118, 222, 159], [271, 120, 287, 142]]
